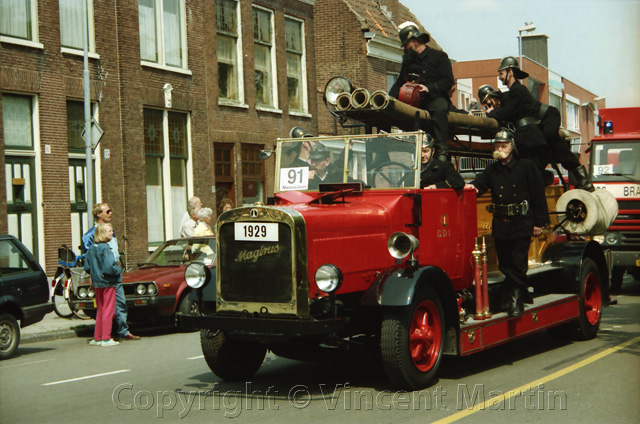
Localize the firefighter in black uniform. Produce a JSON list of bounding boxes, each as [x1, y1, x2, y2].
[[467, 128, 550, 317], [389, 22, 454, 162], [419, 135, 464, 189], [485, 57, 547, 171]]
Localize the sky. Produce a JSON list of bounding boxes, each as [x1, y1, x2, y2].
[[401, 0, 640, 108]]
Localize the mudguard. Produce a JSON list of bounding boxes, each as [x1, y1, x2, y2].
[[189, 268, 217, 302]]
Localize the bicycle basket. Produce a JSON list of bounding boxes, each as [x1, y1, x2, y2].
[[70, 267, 91, 292], [58, 245, 77, 267]]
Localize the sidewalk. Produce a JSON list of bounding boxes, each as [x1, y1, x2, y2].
[[21, 313, 95, 344]]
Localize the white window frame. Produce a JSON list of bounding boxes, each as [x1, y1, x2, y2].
[[566, 94, 580, 133], [253, 5, 279, 112], [0, 0, 43, 49], [58, 0, 99, 59], [549, 90, 563, 127], [284, 15, 309, 117], [217, 0, 245, 107], [139, 0, 190, 73], [570, 137, 582, 155]]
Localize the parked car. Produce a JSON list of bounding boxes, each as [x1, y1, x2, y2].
[[0, 235, 54, 359], [120, 236, 216, 322]]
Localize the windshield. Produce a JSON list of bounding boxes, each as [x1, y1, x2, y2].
[[144, 237, 216, 266], [275, 132, 423, 191], [590, 140, 640, 182]]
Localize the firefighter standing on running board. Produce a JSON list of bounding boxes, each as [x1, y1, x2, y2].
[[466, 128, 550, 317]]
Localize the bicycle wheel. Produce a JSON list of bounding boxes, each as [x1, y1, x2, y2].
[[52, 275, 74, 318]]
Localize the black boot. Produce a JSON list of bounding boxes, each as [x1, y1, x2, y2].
[[572, 165, 595, 192], [507, 287, 524, 317]]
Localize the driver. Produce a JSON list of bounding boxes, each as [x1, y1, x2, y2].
[[308, 143, 342, 190], [420, 135, 464, 189]]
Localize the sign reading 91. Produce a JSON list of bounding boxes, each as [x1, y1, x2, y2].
[[279, 167, 309, 191]]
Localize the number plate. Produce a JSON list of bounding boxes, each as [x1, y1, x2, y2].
[[234, 223, 279, 242], [279, 167, 309, 191]]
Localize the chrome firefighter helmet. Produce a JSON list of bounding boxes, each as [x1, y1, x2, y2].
[[422, 133, 435, 149], [494, 127, 515, 144], [398, 21, 430, 47], [289, 126, 310, 138], [498, 56, 529, 79]]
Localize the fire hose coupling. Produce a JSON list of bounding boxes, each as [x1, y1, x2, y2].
[[486, 200, 529, 217]]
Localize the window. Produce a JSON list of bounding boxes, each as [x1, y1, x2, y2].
[[253, 6, 276, 108], [217, 0, 243, 102], [566, 100, 580, 133], [0, 0, 39, 45], [387, 72, 399, 92], [550, 92, 563, 126], [214, 143, 235, 208], [58, 0, 94, 52], [144, 109, 190, 243], [241, 144, 264, 205], [3, 94, 33, 150], [138, 0, 187, 69], [570, 137, 582, 155], [285, 17, 307, 113]]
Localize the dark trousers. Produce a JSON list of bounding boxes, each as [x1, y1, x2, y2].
[[421, 96, 449, 152], [545, 136, 581, 171], [495, 236, 531, 291]]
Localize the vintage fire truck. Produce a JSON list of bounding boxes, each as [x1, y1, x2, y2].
[[177, 78, 614, 390], [588, 107, 640, 292]]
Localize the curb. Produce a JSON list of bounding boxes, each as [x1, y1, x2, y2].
[[21, 325, 95, 344]]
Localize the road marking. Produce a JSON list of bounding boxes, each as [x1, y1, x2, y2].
[[0, 359, 53, 369], [187, 355, 204, 360], [432, 334, 640, 424], [42, 370, 130, 386]]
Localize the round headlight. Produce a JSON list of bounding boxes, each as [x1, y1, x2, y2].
[[136, 284, 147, 295], [147, 284, 157, 295], [324, 76, 353, 106], [185, 262, 211, 289], [315, 264, 343, 293], [87, 288, 95, 298], [78, 287, 87, 298], [605, 232, 619, 245]]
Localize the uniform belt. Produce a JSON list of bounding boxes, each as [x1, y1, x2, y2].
[[514, 116, 537, 129], [486, 200, 530, 216]]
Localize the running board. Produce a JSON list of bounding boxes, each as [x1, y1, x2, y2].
[[459, 293, 579, 355]]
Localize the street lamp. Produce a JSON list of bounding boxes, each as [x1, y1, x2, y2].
[[518, 22, 536, 71]]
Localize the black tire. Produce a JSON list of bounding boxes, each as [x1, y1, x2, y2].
[[200, 330, 266, 381], [380, 285, 445, 390], [609, 266, 624, 294], [577, 258, 603, 340], [52, 276, 74, 318], [0, 313, 21, 360]]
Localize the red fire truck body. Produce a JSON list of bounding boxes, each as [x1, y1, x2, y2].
[[589, 107, 640, 291]]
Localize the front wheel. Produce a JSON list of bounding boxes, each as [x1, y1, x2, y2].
[[577, 258, 603, 340], [380, 285, 444, 390], [0, 314, 21, 360], [200, 330, 266, 381], [52, 275, 74, 319]]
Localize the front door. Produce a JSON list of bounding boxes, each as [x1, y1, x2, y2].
[[5, 156, 38, 260]]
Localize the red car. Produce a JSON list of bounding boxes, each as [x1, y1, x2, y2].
[[119, 236, 216, 322]]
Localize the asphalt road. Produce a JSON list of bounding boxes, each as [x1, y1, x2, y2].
[[1, 279, 639, 424]]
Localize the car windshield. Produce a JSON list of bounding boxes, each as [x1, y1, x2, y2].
[[590, 140, 640, 182], [275, 131, 423, 191], [143, 238, 216, 266]]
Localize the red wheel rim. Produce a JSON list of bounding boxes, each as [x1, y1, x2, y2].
[[409, 300, 442, 372], [584, 271, 602, 325]]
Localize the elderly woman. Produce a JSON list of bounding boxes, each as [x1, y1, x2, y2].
[[194, 207, 214, 236]]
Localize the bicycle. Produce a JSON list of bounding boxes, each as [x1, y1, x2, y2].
[[51, 245, 94, 320]]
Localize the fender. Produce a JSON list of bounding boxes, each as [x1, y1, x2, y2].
[[0, 296, 24, 321], [189, 268, 217, 302]]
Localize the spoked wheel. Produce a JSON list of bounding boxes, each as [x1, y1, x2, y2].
[[200, 330, 266, 381], [381, 286, 444, 390], [52, 275, 74, 318], [577, 258, 603, 340], [371, 161, 413, 188]]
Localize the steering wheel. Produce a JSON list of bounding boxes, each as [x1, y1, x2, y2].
[[371, 161, 413, 188]]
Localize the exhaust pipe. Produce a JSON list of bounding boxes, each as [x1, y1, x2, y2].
[[335, 92, 352, 111], [369, 90, 390, 110], [350, 88, 370, 109]]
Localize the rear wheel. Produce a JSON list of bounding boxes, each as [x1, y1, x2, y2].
[[0, 314, 20, 360], [200, 330, 266, 381], [380, 285, 444, 390], [577, 258, 603, 340]]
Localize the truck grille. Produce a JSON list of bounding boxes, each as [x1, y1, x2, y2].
[[218, 222, 293, 303]]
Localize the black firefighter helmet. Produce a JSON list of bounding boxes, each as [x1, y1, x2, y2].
[[498, 56, 529, 79], [398, 21, 430, 47], [477, 84, 501, 104]]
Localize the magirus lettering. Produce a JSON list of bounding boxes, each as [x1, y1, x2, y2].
[[235, 245, 280, 263]]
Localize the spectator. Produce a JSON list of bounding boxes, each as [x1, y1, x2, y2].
[[180, 197, 203, 237], [194, 208, 214, 236]]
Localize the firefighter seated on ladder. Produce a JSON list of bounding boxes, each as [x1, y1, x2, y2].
[[465, 128, 550, 317]]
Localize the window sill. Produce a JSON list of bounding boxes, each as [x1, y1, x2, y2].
[[61, 47, 100, 60], [0, 36, 44, 50], [141, 61, 192, 76], [288, 110, 312, 118], [219, 100, 249, 109], [256, 106, 283, 114]]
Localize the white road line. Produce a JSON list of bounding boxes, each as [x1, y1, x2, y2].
[[187, 355, 204, 360], [42, 369, 130, 386], [0, 359, 53, 369]]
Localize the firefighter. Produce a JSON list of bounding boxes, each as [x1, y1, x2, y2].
[[485, 57, 547, 171], [389, 21, 454, 162], [286, 126, 315, 168], [308, 143, 342, 190], [419, 134, 464, 189], [467, 128, 550, 317], [477, 84, 504, 111]]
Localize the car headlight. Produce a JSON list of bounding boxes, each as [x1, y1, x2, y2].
[[324, 76, 353, 106], [605, 232, 619, 245], [315, 264, 343, 293], [147, 283, 157, 295], [87, 287, 95, 298], [185, 262, 211, 289], [136, 284, 147, 295], [78, 287, 87, 298]]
